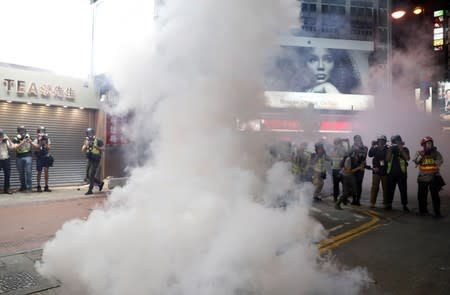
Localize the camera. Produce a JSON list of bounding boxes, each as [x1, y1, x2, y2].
[[86, 137, 94, 151], [38, 132, 48, 141], [17, 134, 29, 141]]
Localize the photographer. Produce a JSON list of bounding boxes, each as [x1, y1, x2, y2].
[[81, 127, 104, 195], [386, 135, 410, 212], [0, 129, 14, 194], [330, 137, 350, 202], [309, 142, 331, 202], [351, 135, 368, 206], [12, 126, 33, 192], [32, 126, 52, 192], [335, 146, 365, 210], [368, 135, 388, 208], [414, 136, 444, 218]]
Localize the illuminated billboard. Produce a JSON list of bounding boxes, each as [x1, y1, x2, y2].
[[264, 36, 374, 111]]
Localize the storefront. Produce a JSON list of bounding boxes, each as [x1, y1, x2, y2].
[[0, 63, 99, 187]]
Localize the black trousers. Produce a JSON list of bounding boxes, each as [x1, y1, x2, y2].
[[332, 169, 342, 200], [87, 160, 102, 191], [354, 171, 365, 202], [417, 181, 440, 215], [0, 159, 11, 192], [387, 173, 408, 206]]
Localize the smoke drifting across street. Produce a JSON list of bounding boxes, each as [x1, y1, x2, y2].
[[37, 1, 369, 294]]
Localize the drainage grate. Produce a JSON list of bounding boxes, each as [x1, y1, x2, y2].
[[0, 272, 37, 293]]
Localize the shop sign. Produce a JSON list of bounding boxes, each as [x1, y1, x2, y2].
[[2, 78, 75, 101]]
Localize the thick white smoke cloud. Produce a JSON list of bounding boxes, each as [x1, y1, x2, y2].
[[37, 0, 369, 294]]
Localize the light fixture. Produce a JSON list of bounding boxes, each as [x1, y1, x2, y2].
[[63, 105, 68, 108], [79, 107, 85, 110], [46, 104, 51, 107], [6, 100, 12, 103], [391, 10, 406, 19], [413, 6, 423, 15], [27, 102, 32, 105]]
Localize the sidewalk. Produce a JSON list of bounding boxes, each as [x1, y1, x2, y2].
[[0, 184, 107, 208]]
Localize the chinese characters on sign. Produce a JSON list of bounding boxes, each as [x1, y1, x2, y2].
[[106, 115, 130, 145], [3, 78, 76, 101]]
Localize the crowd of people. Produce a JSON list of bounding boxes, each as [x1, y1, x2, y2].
[[0, 126, 104, 196], [276, 134, 445, 218]]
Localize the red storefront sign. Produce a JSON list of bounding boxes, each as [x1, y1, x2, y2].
[[261, 119, 301, 130], [261, 118, 352, 132]]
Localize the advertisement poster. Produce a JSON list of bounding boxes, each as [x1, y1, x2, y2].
[[265, 36, 374, 111]]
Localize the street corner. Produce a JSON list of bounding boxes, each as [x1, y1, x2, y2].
[[0, 250, 60, 295]]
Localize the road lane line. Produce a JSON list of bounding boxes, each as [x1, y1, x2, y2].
[[327, 225, 344, 233], [318, 209, 380, 254]]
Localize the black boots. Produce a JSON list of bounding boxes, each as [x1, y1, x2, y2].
[[37, 185, 51, 192]]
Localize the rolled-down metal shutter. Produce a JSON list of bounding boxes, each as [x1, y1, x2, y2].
[[0, 101, 96, 188]]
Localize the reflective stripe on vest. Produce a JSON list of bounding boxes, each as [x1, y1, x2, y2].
[[87, 138, 101, 155], [418, 156, 438, 173], [17, 143, 31, 154]]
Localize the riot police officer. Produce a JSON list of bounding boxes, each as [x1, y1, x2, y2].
[[81, 128, 105, 195]]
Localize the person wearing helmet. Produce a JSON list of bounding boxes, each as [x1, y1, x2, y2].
[[291, 142, 311, 183], [309, 141, 331, 202], [386, 134, 410, 212], [82, 128, 105, 195], [414, 136, 444, 218], [0, 128, 14, 194], [350, 135, 368, 206], [32, 126, 52, 192], [12, 126, 33, 192], [330, 137, 350, 202], [368, 134, 389, 208], [335, 146, 365, 210]]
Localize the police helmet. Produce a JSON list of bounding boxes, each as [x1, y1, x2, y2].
[[391, 135, 403, 145], [420, 136, 433, 147], [377, 134, 387, 141], [86, 128, 95, 136], [37, 126, 46, 134], [17, 126, 26, 134]]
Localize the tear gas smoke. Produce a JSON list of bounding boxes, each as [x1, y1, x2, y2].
[[354, 25, 450, 196], [37, 1, 370, 294]]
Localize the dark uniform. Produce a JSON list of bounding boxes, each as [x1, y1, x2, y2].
[[82, 128, 104, 195], [335, 147, 363, 210], [351, 135, 367, 206], [368, 135, 388, 207], [386, 135, 410, 211]]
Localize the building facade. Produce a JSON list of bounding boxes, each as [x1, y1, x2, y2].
[[0, 63, 101, 188]]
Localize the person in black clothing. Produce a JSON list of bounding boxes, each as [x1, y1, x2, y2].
[[32, 126, 52, 192], [368, 135, 388, 208], [385, 135, 410, 212], [351, 135, 368, 206]]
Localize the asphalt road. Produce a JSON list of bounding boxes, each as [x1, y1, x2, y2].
[[0, 185, 449, 294]]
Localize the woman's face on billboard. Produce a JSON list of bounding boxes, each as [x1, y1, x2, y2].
[[306, 48, 335, 84]]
